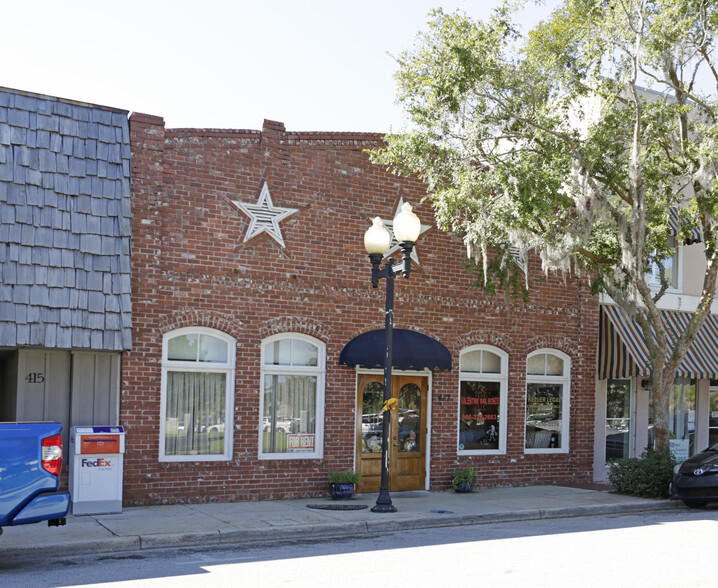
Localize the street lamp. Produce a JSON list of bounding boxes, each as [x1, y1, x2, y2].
[[363, 202, 422, 513]]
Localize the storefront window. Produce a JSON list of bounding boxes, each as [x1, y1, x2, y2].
[[260, 334, 325, 459], [710, 382, 718, 448], [458, 346, 507, 454], [160, 327, 235, 462], [606, 379, 632, 461], [525, 350, 570, 452]]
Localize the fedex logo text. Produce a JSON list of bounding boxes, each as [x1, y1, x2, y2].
[[81, 458, 113, 468]]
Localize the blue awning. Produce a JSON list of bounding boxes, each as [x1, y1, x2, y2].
[[339, 329, 452, 371]]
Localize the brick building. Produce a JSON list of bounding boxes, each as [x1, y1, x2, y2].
[[123, 114, 599, 505], [5, 86, 718, 506]]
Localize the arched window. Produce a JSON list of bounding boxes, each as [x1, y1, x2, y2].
[[260, 333, 326, 459], [458, 345, 508, 455], [525, 349, 570, 453], [159, 327, 235, 462]]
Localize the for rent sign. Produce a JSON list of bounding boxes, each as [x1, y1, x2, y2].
[[286, 434, 315, 452]]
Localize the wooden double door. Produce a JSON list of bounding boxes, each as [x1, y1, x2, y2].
[[356, 373, 428, 493]]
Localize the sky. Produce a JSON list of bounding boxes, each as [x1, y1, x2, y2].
[[2, 0, 558, 133]]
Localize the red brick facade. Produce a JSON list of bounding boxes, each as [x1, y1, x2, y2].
[[122, 114, 599, 505]]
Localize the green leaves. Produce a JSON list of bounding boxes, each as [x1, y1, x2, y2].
[[373, 0, 718, 306]]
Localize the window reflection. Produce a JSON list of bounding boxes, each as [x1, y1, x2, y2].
[[669, 378, 695, 459], [710, 384, 718, 447], [361, 382, 384, 453], [398, 384, 421, 453], [605, 379, 631, 461]]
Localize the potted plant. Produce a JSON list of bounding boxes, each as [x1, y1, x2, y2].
[[451, 467, 477, 493], [328, 471, 362, 500]]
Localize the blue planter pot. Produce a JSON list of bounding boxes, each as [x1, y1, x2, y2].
[[329, 483, 355, 500], [453, 481, 475, 493]]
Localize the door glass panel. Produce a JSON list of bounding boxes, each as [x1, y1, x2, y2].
[[670, 379, 696, 458], [361, 381, 384, 453], [398, 383, 421, 453], [606, 379, 631, 461]]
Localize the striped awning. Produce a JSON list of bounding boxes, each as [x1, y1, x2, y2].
[[669, 207, 702, 244], [599, 305, 718, 379]]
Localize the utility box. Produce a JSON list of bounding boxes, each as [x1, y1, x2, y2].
[[70, 426, 125, 515]]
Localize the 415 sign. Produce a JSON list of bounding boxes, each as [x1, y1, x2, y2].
[[25, 372, 45, 384]]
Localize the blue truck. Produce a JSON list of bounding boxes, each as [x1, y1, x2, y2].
[[0, 422, 70, 535]]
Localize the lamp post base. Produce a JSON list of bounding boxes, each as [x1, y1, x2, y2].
[[371, 503, 398, 513], [371, 488, 397, 513]]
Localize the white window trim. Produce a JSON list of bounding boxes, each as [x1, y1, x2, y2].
[[159, 327, 236, 463], [259, 333, 326, 460], [457, 345, 508, 456], [524, 348, 571, 455]]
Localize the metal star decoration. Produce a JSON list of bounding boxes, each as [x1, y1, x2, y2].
[[231, 180, 298, 248], [381, 198, 431, 265]]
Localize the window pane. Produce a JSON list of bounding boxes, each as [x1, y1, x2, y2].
[[199, 334, 228, 363], [459, 350, 482, 372], [459, 381, 500, 451], [546, 354, 564, 376], [527, 354, 545, 375], [525, 383, 562, 449], [265, 339, 291, 365], [168, 334, 198, 361], [292, 340, 318, 367], [164, 371, 226, 456], [482, 351, 501, 374], [263, 374, 317, 454], [649, 236, 678, 288]]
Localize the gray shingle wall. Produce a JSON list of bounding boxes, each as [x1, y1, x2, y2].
[[0, 88, 131, 351]]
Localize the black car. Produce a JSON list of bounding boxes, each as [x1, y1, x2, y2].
[[670, 443, 718, 508]]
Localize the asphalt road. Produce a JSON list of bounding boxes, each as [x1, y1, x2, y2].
[[2, 507, 717, 588]]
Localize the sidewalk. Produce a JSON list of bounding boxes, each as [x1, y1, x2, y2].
[[0, 485, 681, 559]]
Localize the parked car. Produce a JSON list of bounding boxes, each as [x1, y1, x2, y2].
[[670, 442, 718, 508]]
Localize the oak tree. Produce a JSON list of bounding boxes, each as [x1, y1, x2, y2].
[[374, 0, 718, 453]]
